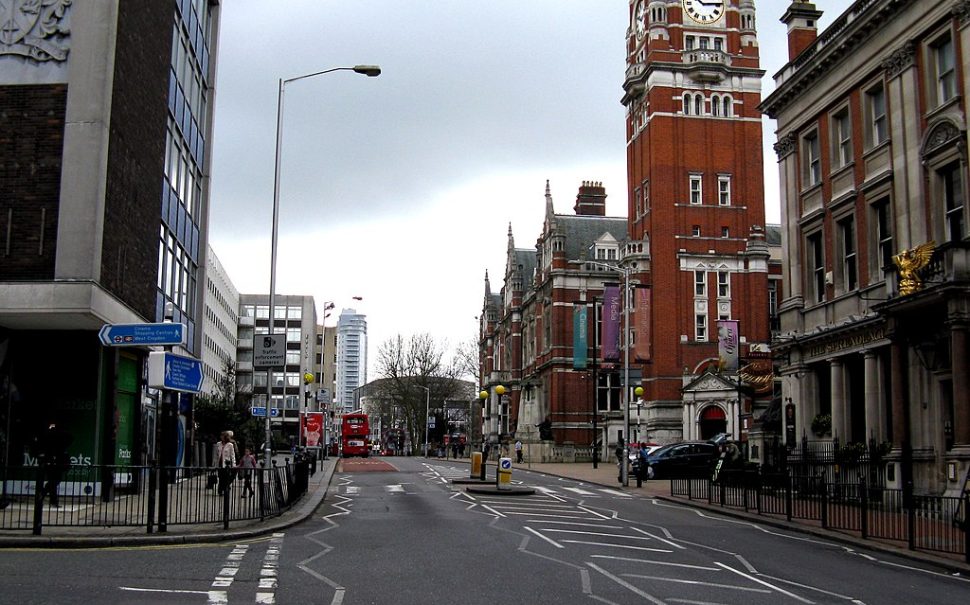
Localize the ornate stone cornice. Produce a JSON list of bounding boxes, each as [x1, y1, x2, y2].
[[773, 132, 797, 160], [0, 0, 72, 62], [953, 0, 970, 25], [882, 42, 915, 78]]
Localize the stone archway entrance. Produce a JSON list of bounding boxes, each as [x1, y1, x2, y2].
[[699, 406, 726, 440]]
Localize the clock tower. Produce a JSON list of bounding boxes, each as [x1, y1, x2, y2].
[[622, 0, 770, 443]]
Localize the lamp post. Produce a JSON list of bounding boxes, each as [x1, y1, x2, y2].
[[264, 65, 380, 470], [495, 384, 507, 445], [584, 259, 633, 486], [420, 385, 431, 457], [634, 386, 644, 443]]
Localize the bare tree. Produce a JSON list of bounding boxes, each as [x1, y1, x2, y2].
[[374, 334, 473, 454], [452, 336, 480, 384]]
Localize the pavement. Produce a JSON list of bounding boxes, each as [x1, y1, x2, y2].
[[0, 454, 967, 575]]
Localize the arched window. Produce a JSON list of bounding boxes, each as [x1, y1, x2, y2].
[[723, 96, 732, 117], [694, 94, 702, 116], [683, 93, 691, 115], [711, 95, 720, 116]]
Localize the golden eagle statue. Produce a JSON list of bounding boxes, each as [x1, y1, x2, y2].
[[892, 241, 936, 296]]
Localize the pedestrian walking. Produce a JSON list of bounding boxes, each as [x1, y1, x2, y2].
[[238, 447, 257, 498], [514, 439, 523, 463], [217, 431, 237, 496], [41, 423, 71, 508]]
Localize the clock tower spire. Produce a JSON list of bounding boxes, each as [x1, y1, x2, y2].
[[622, 0, 769, 443]]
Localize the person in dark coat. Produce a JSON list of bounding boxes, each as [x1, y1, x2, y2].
[[42, 423, 71, 508]]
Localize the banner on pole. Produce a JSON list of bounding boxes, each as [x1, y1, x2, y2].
[[573, 304, 588, 369], [634, 287, 651, 361], [602, 285, 620, 361], [717, 319, 740, 372]]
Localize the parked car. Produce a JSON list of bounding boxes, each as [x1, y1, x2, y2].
[[643, 441, 718, 479]]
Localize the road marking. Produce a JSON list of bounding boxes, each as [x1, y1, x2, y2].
[[586, 562, 667, 605], [667, 600, 732, 605], [119, 587, 227, 603], [524, 526, 564, 549], [386, 484, 405, 493], [531, 520, 623, 529], [212, 544, 248, 590], [597, 488, 632, 498], [630, 527, 687, 550], [563, 487, 598, 496], [577, 505, 613, 520], [480, 504, 507, 518], [755, 572, 863, 601], [503, 511, 594, 520], [622, 573, 772, 594], [562, 540, 673, 553], [590, 554, 719, 571], [344, 486, 360, 494], [255, 533, 286, 605], [715, 562, 814, 604], [545, 529, 655, 541]]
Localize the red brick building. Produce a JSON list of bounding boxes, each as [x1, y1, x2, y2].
[[480, 1, 776, 460]]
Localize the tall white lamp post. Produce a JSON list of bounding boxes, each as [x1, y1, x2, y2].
[[420, 385, 430, 457], [265, 65, 380, 469]]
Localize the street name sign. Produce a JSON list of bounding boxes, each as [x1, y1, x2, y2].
[[254, 334, 286, 368], [99, 323, 186, 347], [148, 351, 204, 393], [250, 407, 281, 418]]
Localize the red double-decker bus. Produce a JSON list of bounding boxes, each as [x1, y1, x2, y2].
[[340, 413, 370, 457]]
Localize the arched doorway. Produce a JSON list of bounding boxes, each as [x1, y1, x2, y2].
[[699, 405, 726, 440]]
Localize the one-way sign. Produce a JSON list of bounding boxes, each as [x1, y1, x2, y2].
[[99, 323, 186, 347], [147, 351, 204, 393]]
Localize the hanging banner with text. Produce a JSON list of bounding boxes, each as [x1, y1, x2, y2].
[[601, 285, 620, 361], [717, 319, 740, 372], [573, 304, 588, 369], [634, 286, 652, 361]]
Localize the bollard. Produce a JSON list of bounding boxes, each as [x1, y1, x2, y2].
[[497, 457, 512, 491], [470, 452, 482, 479]]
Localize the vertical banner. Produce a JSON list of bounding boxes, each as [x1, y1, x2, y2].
[[602, 285, 620, 361], [717, 319, 739, 372], [304, 412, 324, 447], [634, 287, 652, 361], [573, 304, 588, 369]]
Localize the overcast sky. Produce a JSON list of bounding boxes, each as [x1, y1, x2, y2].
[[207, 0, 853, 379]]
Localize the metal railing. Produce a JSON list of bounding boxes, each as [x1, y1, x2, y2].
[[0, 457, 313, 535], [671, 471, 970, 562]]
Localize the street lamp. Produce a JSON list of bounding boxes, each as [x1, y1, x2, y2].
[[420, 385, 431, 457], [495, 384, 507, 440], [584, 259, 633, 486], [634, 386, 644, 443], [265, 65, 380, 469]]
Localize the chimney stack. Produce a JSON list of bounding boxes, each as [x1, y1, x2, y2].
[[781, 2, 823, 62], [574, 181, 607, 216]]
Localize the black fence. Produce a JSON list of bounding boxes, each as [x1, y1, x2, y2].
[[0, 457, 313, 535], [672, 470, 970, 563]]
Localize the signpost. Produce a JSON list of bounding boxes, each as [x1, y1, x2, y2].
[[250, 406, 281, 418], [147, 352, 204, 393], [99, 322, 186, 347]]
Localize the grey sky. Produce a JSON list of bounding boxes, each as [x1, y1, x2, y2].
[[208, 1, 852, 376]]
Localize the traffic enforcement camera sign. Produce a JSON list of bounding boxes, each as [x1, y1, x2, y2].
[[254, 334, 286, 368]]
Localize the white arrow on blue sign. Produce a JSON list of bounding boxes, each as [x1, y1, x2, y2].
[[99, 323, 186, 347], [147, 351, 204, 393], [250, 407, 281, 418]]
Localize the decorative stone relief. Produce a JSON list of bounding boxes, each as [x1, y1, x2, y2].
[[954, 0, 970, 25], [881, 42, 914, 78], [0, 0, 72, 62], [922, 119, 963, 159], [773, 132, 797, 160]]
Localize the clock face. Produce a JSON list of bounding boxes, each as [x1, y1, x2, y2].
[[635, 0, 647, 39], [683, 0, 725, 24]]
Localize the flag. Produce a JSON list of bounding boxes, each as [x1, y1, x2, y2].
[[717, 319, 739, 372], [602, 285, 620, 361], [634, 287, 651, 361]]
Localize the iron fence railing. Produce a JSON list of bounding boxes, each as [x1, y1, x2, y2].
[[671, 472, 970, 563], [0, 457, 313, 535]]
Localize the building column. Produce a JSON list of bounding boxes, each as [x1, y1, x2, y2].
[[890, 338, 909, 446], [830, 359, 846, 442], [863, 350, 884, 443], [950, 321, 970, 446]]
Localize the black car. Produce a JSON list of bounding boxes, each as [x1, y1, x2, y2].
[[643, 441, 718, 479]]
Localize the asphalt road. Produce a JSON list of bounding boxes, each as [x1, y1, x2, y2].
[[0, 456, 968, 604]]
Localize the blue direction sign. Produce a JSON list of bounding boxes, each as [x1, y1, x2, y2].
[[250, 407, 281, 418], [148, 351, 204, 393], [99, 323, 186, 347]]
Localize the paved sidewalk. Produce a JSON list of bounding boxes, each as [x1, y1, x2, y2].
[[0, 455, 338, 549]]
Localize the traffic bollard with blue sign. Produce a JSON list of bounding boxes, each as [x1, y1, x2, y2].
[[497, 457, 512, 490]]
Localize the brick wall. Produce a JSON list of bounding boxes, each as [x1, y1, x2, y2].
[[0, 84, 66, 280]]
